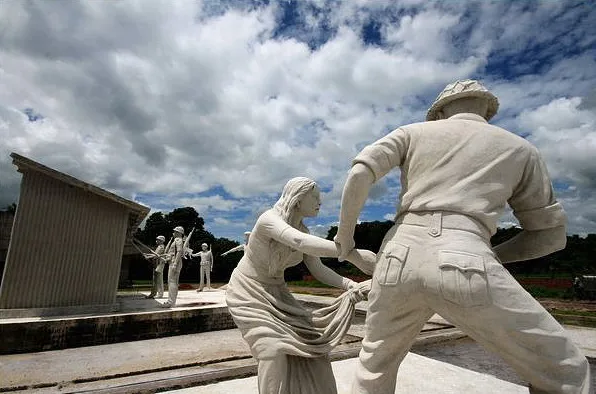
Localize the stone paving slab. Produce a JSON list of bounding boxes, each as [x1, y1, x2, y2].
[[0, 289, 236, 354], [0, 290, 457, 392], [165, 353, 528, 394], [1, 289, 592, 393], [563, 325, 596, 359], [0, 328, 251, 389], [0, 288, 227, 324]]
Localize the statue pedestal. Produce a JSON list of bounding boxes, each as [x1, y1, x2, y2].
[[0, 289, 233, 354]]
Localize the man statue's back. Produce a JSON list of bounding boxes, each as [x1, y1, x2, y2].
[[335, 80, 591, 394]]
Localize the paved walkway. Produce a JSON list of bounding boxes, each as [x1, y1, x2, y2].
[[165, 354, 528, 394], [1, 289, 593, 393]]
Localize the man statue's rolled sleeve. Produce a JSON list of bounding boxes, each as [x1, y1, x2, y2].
[[509, 148, 567, 231], [352, 129, 408, 182]]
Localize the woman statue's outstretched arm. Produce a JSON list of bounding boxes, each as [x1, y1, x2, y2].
[[259, 210, 377, 273], [303, 255, 353, 290], [260, 210, 341, 257]]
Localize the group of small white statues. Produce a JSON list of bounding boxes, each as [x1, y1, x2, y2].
[[142, 226, 216, 308]]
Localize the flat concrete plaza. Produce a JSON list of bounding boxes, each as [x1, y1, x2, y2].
[[165, 353, 528, 394], [1, 289, 594, 393]]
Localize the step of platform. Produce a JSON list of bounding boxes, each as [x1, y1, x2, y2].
[[0, 289, 235, 354]]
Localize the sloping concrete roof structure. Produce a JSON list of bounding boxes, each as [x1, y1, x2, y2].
[[0, 153, 150, 314], [10, 152, 149, 233]]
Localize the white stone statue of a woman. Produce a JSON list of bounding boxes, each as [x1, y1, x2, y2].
[[225, 177, 375, 394]]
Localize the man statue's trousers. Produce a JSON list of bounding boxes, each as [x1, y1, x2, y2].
[[352, 211, 591, 394]]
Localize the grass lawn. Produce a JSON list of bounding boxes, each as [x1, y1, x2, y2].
[[548, 310, 596, 328], [289, 279, 596, 328]]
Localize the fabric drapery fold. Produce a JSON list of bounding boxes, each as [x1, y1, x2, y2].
[[226, 269, 370, 393]]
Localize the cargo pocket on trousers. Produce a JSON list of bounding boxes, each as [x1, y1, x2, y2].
[[438, 250, 489, 307], [375, 242, 410, 286]]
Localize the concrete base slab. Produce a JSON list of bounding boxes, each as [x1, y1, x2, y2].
[[0, 300, 461, 392], [0, 289, 235, 354], [563, 325, 596, 359], [0, 289, 455, 355], [0, 328, 252, 389], [166, 354, 528, 394], [0, 302, 120, 319], [1, 289, 593, 393]]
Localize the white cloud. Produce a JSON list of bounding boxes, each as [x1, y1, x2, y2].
[[515, 97, 596, 234], [0, 1, 594, 239], [308, 223, 333, 238], [384, 10, 461, 60], [519, 97, 596, 187], [383, 213, 395, 221]]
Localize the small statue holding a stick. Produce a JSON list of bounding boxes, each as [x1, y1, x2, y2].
[[192, 243, 214, 291], [133, 235, 168, 299]]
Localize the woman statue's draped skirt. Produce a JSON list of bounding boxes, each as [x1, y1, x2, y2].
[[226, 267, 370, 394]]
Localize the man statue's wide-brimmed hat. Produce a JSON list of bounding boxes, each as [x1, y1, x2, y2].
[[426, 79, 499, 121], [156, 235, 166, 242], [173, 226, 184, 235]]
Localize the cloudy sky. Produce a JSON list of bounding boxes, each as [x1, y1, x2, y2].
[[0, 0, 595, 240]]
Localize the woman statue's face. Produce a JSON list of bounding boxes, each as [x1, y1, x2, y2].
[[297, 186, 321, 217]]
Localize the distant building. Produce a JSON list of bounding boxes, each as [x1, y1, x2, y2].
[[0, 153, 150, 315]]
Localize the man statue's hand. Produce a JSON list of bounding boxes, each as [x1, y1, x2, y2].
[[334, 233, 355, 261]]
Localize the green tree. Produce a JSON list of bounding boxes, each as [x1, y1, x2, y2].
[[209, 237, 242, 282], [164, 207, 206, 237], [136, 212, 170, 245], [325, 220, 394, 253], [323, 220, 394, 277]]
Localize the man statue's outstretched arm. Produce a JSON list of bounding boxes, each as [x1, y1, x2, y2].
[[493, 225, 566, 264], [496, 148, 568, 264], [336, 163, 375, 261]]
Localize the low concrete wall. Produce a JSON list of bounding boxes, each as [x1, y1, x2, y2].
[[0, 305, 236, 354]]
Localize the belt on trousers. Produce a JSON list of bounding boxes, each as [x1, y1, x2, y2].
[[395, 211, 491, 239]]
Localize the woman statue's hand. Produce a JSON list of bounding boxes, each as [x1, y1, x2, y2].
[[346, 248, 377, 275], [344, 279, 371, 302]]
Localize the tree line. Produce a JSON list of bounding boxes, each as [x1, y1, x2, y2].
[[132, 208, 596, 283], [3, 201, 592, 284], [324, 222, 596, 279]]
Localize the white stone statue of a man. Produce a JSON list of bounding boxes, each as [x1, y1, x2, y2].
[[335, 79, 591, 393], [221, 231, 251, 256], [162, 226, 185, 308], [145, 235, 166, 299], [192, 243, 214, 291]]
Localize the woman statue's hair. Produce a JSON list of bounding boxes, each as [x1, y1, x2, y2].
[[269, 177, 318, 276], [273, 177, 318, 225]]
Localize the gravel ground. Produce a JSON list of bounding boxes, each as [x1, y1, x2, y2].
[[538, 298, 596, 313]]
